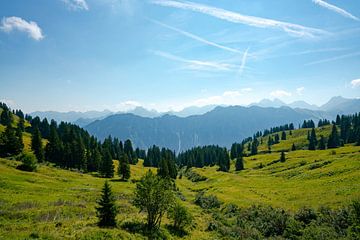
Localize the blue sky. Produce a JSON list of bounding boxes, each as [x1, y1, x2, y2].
[[0, 0, 359, 113]]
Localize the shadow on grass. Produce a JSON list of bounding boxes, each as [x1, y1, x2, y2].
[[165, 225, 189, 237], [121, 221, 170, 239], [109, 178, 128, 183]]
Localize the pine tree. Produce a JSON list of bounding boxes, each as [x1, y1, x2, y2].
[[235, 156, 244, 171], [157, 158, 170, 178], [31, 127, 44, 162], [308, 128, 317, 150], [251, 139, 258, 155], [0, 109, 12, 126], [118, 154, 131, 181], [327, 124, 340, 149], [96, 181, 118, 227], [318, 135, 326, 150], [0, 125, 23, 157], [100, 151, 114, 178], [281, 131, 286, 140], [291, 143, 296, 151], [280, 151, 286, 163]]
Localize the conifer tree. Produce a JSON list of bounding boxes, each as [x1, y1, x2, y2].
[[235, 156, 244, 171], [281, 131, 286, 140], [291, 143, 296, 151], [0, 109, 12, 126], [0, 125, 23, 157], [308, 128, 317, 150], [327, 124, 340, 149], [100, 151, 114, 178], [157, 158, 170, 178], [118, 154, 131, 181], [280, 151, 286, 162], [251, 138, 258, 155], [31, 127, 44, 162], [96, 181, 118, 227], [318, 135, 326, 150]]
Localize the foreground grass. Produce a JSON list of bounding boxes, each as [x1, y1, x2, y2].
[[0, 145, 359, 239]]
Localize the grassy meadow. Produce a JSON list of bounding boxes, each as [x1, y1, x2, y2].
[[0, 123, 359, 239]]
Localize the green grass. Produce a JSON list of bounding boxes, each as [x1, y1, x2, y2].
[[1, 144, 359, 239], [178, 145, 360, 211], [1, 117, 359, 239]]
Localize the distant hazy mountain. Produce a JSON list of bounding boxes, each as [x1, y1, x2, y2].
[[166, 105, 217, 117], [320, 96, 360, 114], [288, 101, 319, 110], [250, 98, 286, 108], [30, 110, 112, 123], [85, 106, 329, 152], [250, 98, 320, 110]]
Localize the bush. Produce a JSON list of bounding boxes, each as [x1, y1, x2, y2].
[[194, 192, 221, 209], [167, 202, 192, 232], [295, 207, 317, 225], [241, 205, 289, 237], [184, 168, 207, 182], [17, 152, 37, 172]]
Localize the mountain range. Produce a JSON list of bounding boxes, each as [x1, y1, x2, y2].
[[30, 96, 360, 152]]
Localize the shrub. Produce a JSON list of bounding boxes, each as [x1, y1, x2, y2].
[[295, 207, 317, 225], [194, 192, 221, 209], [184, 168, 207, 182], [167, 201, 192, 231], [17, 152, 37, 172]]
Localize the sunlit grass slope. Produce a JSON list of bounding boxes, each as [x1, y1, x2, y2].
[[177, 145, 360, 211], [0, 159, 214, 240]]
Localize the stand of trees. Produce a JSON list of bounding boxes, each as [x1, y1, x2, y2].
[[177, 146, 230, 172]]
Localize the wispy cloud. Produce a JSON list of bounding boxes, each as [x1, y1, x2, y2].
[[305, 51, 360, 66], [270, 90, 292, 98], [238, 47, 249, 76], [296, 87, 305, 95], [312, 0, 358, 21], [151, 50, 234, 71], [0, 16, 44, 40], [148, 18, 244, 54], [62, 0, 89, 11], [151, 0, 327, 38], [351, 79, 360, 88]]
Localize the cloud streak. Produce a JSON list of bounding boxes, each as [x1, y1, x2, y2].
[[238, 47, 249, 76], [148, 18, 244, 54], [351, 79, 360, 88], [305, 51, 360, 66], [62, 0, 89, 11], [0, 16, 44, 40], [151, 50, 234, 71], [151, 0, 327, 38], [312, 0, 358, 21], [270, 90, 292, 98]]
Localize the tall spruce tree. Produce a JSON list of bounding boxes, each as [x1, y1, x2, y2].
[[308, 128, 317, 150], [96, 181, 118, 227], [118, 154, 131, 181], [235, 156, 244, 171], [281, 131, 286, 140], [291, 143, 296, 151], [0, 125, 23, 157], [318, 135, 326, 150], [31, 127, 44, 162], [327, 124, 340, 149], [157, 158, 170, 178], [100, 151, 114, 178]]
